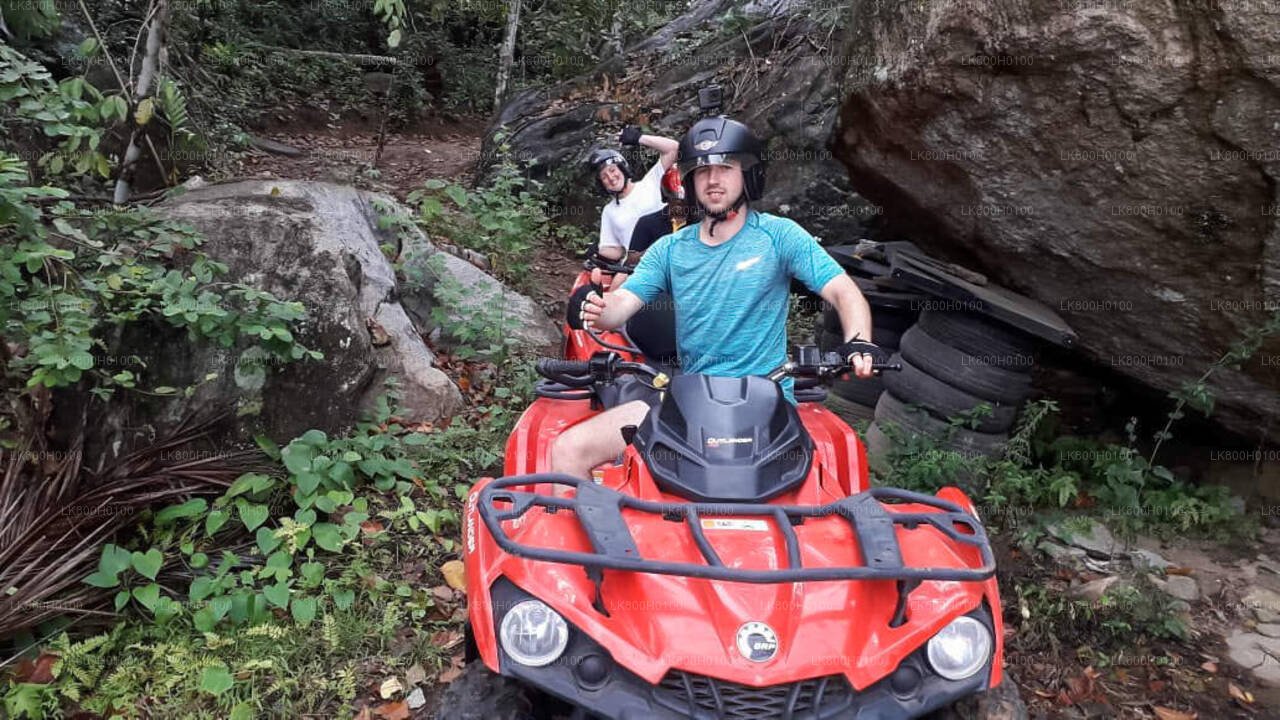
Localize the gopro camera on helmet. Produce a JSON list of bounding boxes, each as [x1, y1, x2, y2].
[[698, 85, 723, 116]]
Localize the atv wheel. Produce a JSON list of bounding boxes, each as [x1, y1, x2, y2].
[[881, 353, 1019, 433], [434, 661, 534, 720], [899, 326, 1033, 405], [926, 677, 1029, 720]]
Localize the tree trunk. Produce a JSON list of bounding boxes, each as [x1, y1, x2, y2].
[[606, 0, 623, 60], [493, 0, 522, 110], [112, 0, 169, 205]]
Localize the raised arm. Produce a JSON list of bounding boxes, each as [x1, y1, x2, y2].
[[621, 126, 679, 170], [639, 134, 679, 170]]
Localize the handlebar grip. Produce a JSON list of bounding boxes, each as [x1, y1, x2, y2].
[[872, 362, 903, 372], [537, 358, 592, 376]]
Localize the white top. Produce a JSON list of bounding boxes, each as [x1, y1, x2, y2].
[[598, 161, 665, 252]]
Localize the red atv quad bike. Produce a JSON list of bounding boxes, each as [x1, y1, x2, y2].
[[441, 346, 1026, 720], [563, 254, 678, 367]]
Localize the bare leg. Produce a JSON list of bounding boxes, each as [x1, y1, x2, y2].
[[549, 400, 652, 480]]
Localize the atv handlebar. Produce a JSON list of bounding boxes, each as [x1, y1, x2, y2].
[[535, 354, 652, 389], [535, 346, 900, 389], [765, 346, 902, 383], [583, 254, 637, 275], [536, 358, 591, 376]]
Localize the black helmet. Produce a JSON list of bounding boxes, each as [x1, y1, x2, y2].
[[676, 117, 765, 202], [587, 148, 632, 197]]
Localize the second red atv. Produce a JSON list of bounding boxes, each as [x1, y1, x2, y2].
[[441, 346, 1025, 720], [563, 253, 678, 367]]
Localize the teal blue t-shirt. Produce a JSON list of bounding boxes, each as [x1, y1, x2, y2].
[[618, 210, 844, 403]]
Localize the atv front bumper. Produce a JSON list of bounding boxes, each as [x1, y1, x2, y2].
[[489, 578, 994, 720]]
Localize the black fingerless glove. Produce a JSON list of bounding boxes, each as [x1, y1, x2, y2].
[[619, 125, 642, 146], [835, 339, 889, 365]]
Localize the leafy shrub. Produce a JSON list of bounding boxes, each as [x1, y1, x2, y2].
[[873, 399, 1249, 539], [407, 133, 552, 289]]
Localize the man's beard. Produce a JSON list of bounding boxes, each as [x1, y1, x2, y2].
[[697, 190, 746, 236]]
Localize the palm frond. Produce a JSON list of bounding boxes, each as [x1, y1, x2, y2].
[[0, 411, 272, 639]]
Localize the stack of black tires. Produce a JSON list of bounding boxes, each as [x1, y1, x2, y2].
[[816, 286, 921, 422], [864, 308, 1037, 465]]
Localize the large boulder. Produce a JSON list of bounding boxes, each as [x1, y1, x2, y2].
[[399, 235, 562, 353], [831, 0, 1280, 443], [481, 0, 884, 244], [62, 181, 469, 466]]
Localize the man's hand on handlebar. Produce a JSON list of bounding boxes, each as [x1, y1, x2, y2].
[[835, 339, 887, 380], [581, 267, 607, 329]]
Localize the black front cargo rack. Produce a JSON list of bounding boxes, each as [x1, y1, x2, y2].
[[477, 475, 995, 624]]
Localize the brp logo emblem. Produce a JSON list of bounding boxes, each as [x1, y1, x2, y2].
[[736, 622, 778, 662]]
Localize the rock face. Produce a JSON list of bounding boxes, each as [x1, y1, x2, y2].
[[67, 181, 478, 465], [1046, 519, 1118, 558], [1227, 630, 1280, 687], [483, 0, 883, 244], [831, 0, 1280, 443], [399, 236, 561, 353]]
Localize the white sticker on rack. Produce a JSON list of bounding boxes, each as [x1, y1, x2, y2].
[[700, 518, 770, 532]]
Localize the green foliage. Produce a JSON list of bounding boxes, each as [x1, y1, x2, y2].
[[190, 42, 375, 140], [0, 45, 317, 417], [515, 0, 678, 84], [1015, 572, 1189, 650], [873, 399, 1250, 540], [786, 295, 819, 346], [0, 43, 114, 181], [0, 164, 319, 399], [1149, 305, 1280, 463], [407, 134, 550, 288], [404, 253, 525, 363], [36, 589, 451, 718], [154, 77, 196, 159], [37, 357, 537, 715], [0, 0, 61, 42], [372, 0, 408, 49]]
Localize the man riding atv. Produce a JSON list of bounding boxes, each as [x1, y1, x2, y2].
[[552, 115, 882, 481], [590, 127, 680, 262]]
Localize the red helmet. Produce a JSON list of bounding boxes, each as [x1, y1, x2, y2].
[[661, 166, 685, 201]]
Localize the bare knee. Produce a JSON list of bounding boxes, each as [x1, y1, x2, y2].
[[549, 431, 588, 478], [548, 401, 651, 479]]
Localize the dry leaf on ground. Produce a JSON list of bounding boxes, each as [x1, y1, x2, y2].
[[373, 701, 410, 720], [1228, 683, 1254, 704], [441, 560, 466, 591], [379, 676, 403, 699]]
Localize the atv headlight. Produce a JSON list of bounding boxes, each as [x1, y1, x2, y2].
[[926, 616, 992, 681], [499, 600, 569, 667]]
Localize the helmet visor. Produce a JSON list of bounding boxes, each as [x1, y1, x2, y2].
[[677, 152, 759, 178]]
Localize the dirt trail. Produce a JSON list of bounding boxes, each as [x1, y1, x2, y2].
[[239, 118, 484, 195]]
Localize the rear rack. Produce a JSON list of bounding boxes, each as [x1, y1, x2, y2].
[[477, 475, 995, 624]]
